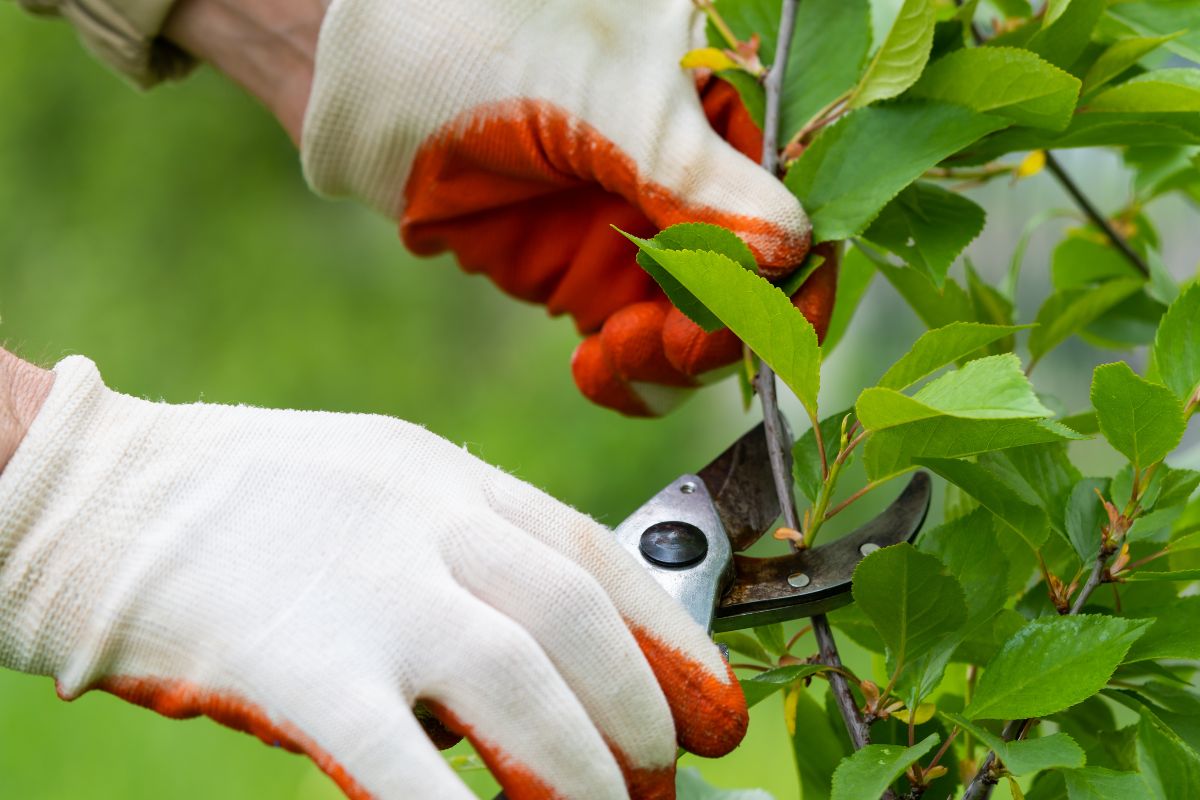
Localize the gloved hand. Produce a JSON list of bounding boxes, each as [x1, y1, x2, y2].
[[0, 357, 747, 799], [300, 0, 832, 416]]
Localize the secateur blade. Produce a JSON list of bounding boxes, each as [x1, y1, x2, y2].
[[712, 471, 931, 631], [612, 422, 931, 634]]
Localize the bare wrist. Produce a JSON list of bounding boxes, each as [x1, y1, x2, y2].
[[162, 0, 326, 145], [0, 350, 55, 475]]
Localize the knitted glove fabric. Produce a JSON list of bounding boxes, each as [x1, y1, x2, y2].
[[0, 357, 747, 799], [301, 0, 829, 416]]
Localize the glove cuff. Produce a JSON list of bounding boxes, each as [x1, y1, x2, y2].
[[16, 0, 195, 88], [0, 357, 147, 679]]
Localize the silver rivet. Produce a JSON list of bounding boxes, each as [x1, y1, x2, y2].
[[787, 572, 811, 588], [860, 542, 881, 556], [680, 481, 697, 494]]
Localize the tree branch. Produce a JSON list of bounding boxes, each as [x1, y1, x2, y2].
[[956, 1, 1150, 280], [1043, 152, 1150, 278], [753, 0, 800, 539], [752, 0, 879, 787]]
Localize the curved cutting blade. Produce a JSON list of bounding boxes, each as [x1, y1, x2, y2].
[[712, 471, 932, 632]]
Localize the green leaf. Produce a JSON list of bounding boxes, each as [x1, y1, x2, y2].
[[1126, 568, 1200, 581], [1028, 278, 1145, 368], [963, 111, 1200, 162], [852, 544, 967, 679], [862, 354, 1052, 426], [919, 353, 1051, 415], [1157, 466, 1200, 508], [651, 223, 758, 271], [867, 249, 976, 329], [785, 0, 872, 136], [676, 768, 776, 800], [982, 443, 1082, 536], [909, 46, 1081, 130], [849, 0, 937, 109], [829, 734, 939, 800], [1063, 767, 1151, 800], [793, 408, 853, 504], [991, 0, 1033, 15], [754, 623, 788, 657], [1145, 248, 1179, 307], [1027, 0, 1107, 68], [862, 182, 986, 286], [917, 457, 1050, 548], [1105, 0, 1200, 63], [878, 323, 1029, 391], [792, 688, 851, 800], [1066, 477, 1109, 564], [940, 713, 1085, 775], [964, 615, 1151, 720], [1083, 34, 1181, 95], [1153, 283, 1200, 404], [1139, 706, 1200, 800], [625, 223, 757, 332], [714, 631, 771, 664], [776, 251, 826, 298], [786, 102, 1007, 242], [1124, 596, 1200, 662], [740, 664, 830, 709], [918, 507, 1010, 627], [620, 242, 821, 418], [821, 246, 875, 354], [1090, 69, 1200, 113], [1005, 734, 1088, 775], [865, 418, 1083, 481], [1052, 233, 1142, 290], [1127, 505, 1183, 543], [965, 262, 1016, 348], [1091, 361, 1187, 471], [1083, 291, 1168, 351]]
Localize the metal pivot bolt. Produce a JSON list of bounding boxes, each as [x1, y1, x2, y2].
[[639, 521, 708, 569], [787, 572, 811, 588]]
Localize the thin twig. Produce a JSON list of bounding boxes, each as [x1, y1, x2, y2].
[[926, 728, 960, 772], [1070, 554, 1109, 614], [961, 719, 1024, 800], [785, 624, 814, 652], [962, 555, 1111, 799], [823, 479, 884, 522], [1044, 149, 1150, 278]]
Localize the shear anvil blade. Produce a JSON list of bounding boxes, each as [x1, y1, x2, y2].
[[712, 471, 932, 632]]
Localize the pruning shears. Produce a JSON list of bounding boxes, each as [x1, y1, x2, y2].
[[492, 425, 930, 800], [613, 422, 932, 634]]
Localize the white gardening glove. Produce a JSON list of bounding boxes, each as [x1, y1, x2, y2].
[[0, 357, 747, 799], [300, 0, 822, 417]]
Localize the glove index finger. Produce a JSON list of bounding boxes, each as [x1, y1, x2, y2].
[[481, 468, 750, 757], [628, 624, 749, 758]]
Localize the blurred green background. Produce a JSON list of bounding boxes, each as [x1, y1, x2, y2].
[[0, 4, 1196, 799]]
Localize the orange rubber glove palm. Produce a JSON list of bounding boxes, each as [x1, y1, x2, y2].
[[301, 0, 836, 416]]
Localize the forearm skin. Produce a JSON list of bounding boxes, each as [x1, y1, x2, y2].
[[162, 0, 325, 145], [0, 350, 55, 474]]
